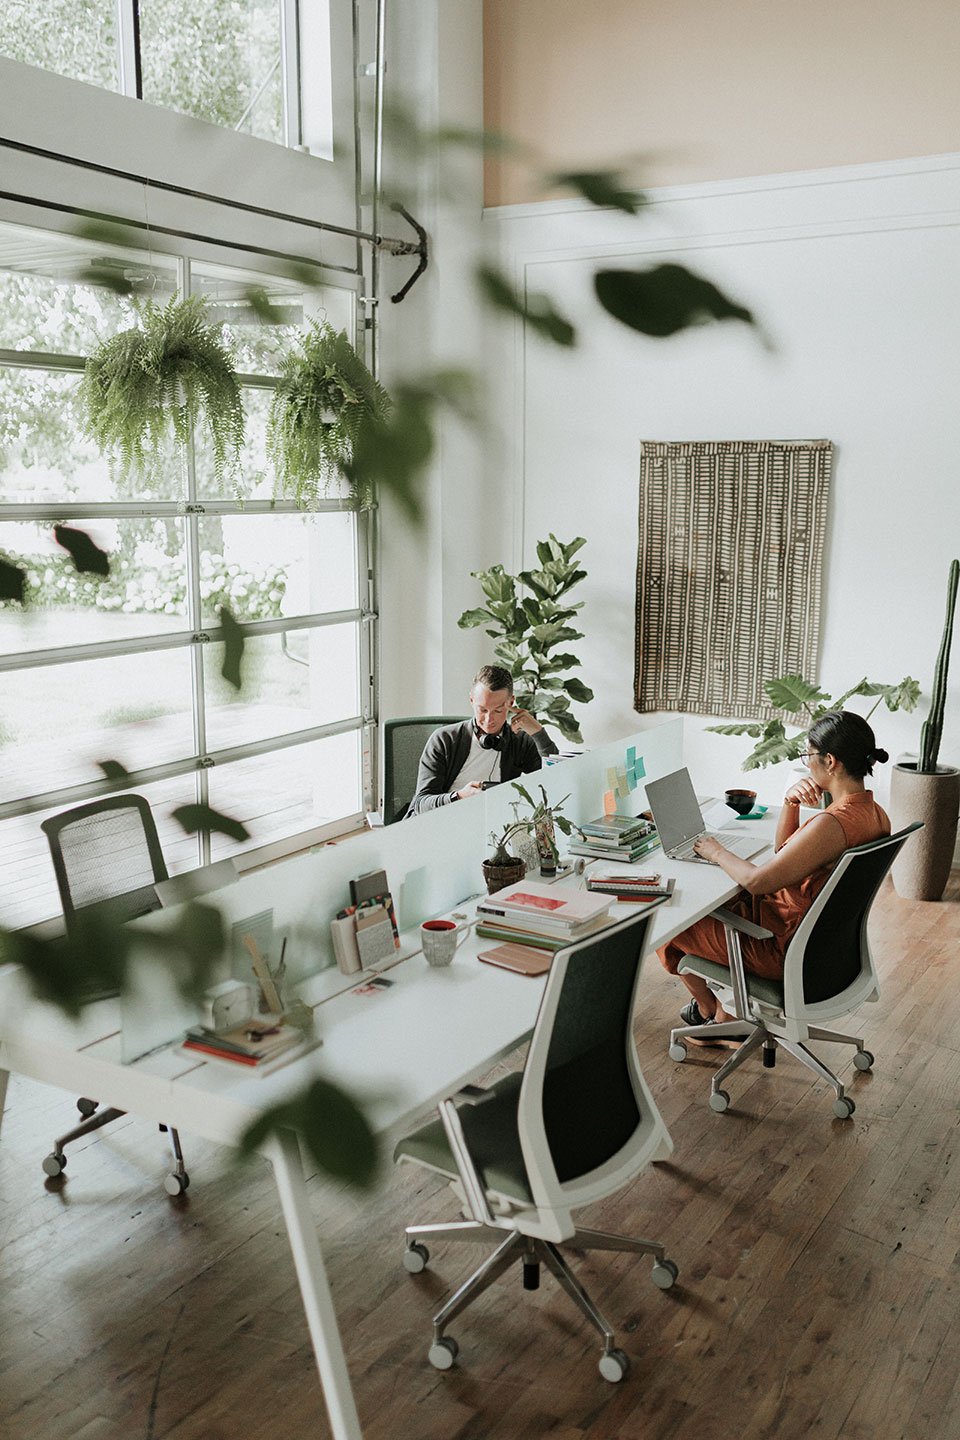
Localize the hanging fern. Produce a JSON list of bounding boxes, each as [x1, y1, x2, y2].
[[80, 295, 245, 488], [267, 321, 392, 508]]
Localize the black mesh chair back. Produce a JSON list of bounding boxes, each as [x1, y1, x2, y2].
[[382, 716, 466, 824], [41, 793, 169, 935], [533, 909, 654, 1186], [798, 825, 919, 1005]]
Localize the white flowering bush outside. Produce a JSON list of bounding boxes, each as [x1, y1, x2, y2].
[[2, 552, 287, 621]]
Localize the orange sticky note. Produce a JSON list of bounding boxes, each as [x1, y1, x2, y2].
[[603, 789, 617, 815]]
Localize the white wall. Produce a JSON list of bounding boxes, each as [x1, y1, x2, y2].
[[478, 155, 960, 808]]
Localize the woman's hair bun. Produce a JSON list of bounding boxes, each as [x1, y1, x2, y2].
[[871, 746, 889, 765]]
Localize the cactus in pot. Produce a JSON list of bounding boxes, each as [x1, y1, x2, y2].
[[890, 558, 960, 900]]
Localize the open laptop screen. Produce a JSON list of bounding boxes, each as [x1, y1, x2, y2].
[[645, 768, 706, 852]]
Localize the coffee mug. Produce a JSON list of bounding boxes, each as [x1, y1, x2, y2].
[[725, 787, 757, 816], [420, 918, 469, 967]]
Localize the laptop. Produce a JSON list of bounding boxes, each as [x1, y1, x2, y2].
[[645, 768, 769, 864]]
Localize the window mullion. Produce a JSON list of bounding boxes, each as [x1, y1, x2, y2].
[[279, 0, 302, 150], [115, 0, 143, 100]]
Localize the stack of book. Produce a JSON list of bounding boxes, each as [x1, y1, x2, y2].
[[568, 814, 661, 864], [475, 880, 614, 954], [586, 874, 675, 904], [182, 1019, 310, 1074]]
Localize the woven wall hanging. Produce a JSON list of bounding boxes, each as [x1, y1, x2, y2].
[[634, 439, 832, 718]]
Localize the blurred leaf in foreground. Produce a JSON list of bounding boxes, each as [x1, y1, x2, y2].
[[243, 286, 288, 325], [0, 909, 133, 1018], [173, 803, 250, 844], [594, 263, 754, 337], [476, 264, 576, 348], [218, 605, 245, 690], [239, 1076, 379, 1188], [548, 169, 646, 215], [54, 525, 110, 577], [0, 555, 26, 604], [98, 759, 132, 782]]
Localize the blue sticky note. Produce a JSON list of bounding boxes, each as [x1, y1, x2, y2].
[[626, 746, 636, 768], [635, 755, 646, 780]]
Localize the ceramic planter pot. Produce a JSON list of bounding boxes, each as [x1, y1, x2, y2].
[[889, 762, 960, 901], [482, 857, 525, 895]]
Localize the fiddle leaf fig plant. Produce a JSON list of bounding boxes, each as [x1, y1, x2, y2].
[[81, 295, 244, 488], [459, 535, 593, 743], [707, 672, 921, 771], [267, 320, 392, 508]]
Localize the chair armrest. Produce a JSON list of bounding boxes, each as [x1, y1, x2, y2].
[[711, 907, 774, 942], [438, 1098, 497, 1228]]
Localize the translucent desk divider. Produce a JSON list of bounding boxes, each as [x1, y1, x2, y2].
[[137, 796, 490, 995], [482, 720, 683, 841]]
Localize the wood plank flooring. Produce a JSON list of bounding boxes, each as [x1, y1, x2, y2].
[[1, 876, 959, 1440]]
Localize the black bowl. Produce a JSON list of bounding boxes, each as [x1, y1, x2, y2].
[[724, 788, 757, 816]]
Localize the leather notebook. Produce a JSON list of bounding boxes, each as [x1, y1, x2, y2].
[[477, 943, 553, 976]]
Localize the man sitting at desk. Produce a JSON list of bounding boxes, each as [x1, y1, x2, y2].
[[405, 664, 558, 816]]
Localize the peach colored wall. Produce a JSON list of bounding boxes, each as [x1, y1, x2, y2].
[[483, 0, 960, 205]]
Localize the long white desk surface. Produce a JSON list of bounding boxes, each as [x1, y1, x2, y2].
[[0, 806, 778, 1151], [0, 803, 778, 1440]]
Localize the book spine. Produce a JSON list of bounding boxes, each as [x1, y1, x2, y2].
[[183, 1040, 261, 1066], [475, 924, 566, 951], [476, 905, 577, 934]]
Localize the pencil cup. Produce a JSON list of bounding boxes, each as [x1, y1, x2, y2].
[[420, 919, 469, 967]]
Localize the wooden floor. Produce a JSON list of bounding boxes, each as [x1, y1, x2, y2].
[[2, 876, 959, 1440]]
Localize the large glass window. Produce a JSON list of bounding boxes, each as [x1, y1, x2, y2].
[[0, 220, 372, 927], [0, 0, 315, 148]]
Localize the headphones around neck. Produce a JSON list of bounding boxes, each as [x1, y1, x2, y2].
[[475, 722, 505, 751]]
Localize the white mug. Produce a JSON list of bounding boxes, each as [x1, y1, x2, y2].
[[420, 918, 469, 967]]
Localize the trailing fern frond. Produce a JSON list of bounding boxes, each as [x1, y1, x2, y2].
[[80, 296, 244, 489], [267, 321, 392, 509]]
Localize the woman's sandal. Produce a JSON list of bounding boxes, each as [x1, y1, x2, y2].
[[679, 998, 744, 1048]]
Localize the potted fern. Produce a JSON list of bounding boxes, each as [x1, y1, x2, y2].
[[267, 321, 392, 508], [81, 295, 244, 489], [890, 559, 960, 900]]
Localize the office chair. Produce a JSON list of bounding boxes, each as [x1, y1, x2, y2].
[[40, 793, 190, 1195], [382, 715, 465, 824], [668, 823, 922, 1118], [394, 907, 678, 1383]]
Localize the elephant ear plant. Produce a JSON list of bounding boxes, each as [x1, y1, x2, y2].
[[267, 320, 392, 508], [458, 535, 594, 743], [81, 295, 245, 489]]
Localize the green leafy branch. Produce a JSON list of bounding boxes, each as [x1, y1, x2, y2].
[[707, 672, 921, 771], [458, 534, 594, 743]]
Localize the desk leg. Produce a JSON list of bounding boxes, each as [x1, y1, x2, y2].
[[0, 1066, 8, 1139], [265, 1128, 364, 1440]]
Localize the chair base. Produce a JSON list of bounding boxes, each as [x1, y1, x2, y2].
[[44, 1105, 190, 1193], [404, 1219, 677, 1377], [669, 1013, 872, 1117]]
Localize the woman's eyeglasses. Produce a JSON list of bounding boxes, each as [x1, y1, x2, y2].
[[799, 751, 820, 763]]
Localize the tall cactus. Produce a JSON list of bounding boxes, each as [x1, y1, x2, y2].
[[918, 558, 960, 773]]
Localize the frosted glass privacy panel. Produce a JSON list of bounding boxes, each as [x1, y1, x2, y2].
[[482, 721, 683, 836]]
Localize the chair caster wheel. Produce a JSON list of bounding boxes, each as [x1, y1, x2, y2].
[[651, 1258, 679, 1290], [668, 1042, 687, 1062], [403, 1242, 429, 1273], [709, 1089, 730, 1113], [833, 1096, 855, 1119], [853, 1050, 874, 1072], [428, 1336, 458, 1370], [77, 1097, 98, 1118], [42, 1152, 66, 1177], [599, 1348, 629, 1382], [164, 1172, 190, 1195]]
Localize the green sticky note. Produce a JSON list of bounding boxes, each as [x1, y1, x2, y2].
[[635, 755, 646, 779], [626, 746, 636, 768], [616, 766, 629, 798]]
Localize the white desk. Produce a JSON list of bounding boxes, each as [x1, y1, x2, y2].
[[0, 758, 776, 1440]]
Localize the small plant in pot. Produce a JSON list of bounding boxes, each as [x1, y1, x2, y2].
[[510, 782, 574, 876], [482, 821, 529, 894], [267, 320, 392, 509], [890, 558, 960, 901]]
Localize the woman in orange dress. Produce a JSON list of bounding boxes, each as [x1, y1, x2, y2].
[[658, 711, 891, 1039]]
